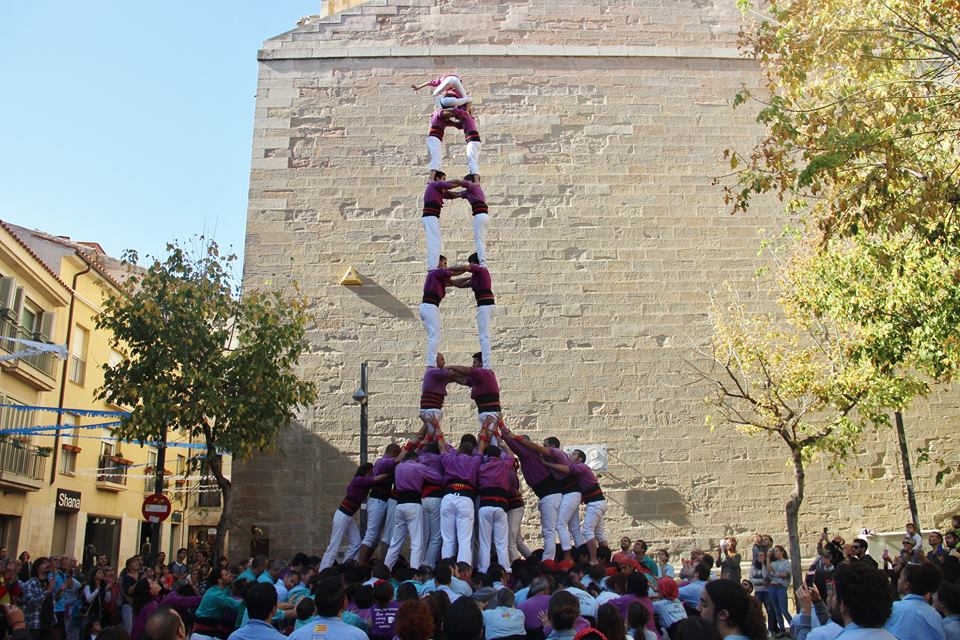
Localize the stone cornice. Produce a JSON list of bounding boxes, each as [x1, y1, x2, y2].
[[258, 44, 746, 62]]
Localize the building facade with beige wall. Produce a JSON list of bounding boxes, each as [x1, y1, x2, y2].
[[0, 222, 229, 565], [233, 0, 960, 560]]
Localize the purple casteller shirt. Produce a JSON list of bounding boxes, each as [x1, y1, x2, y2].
[[421, 268, 455, 306], [477, 451, 512, 492], [420, 367, 451, 410], [440, 443, 482, 487], [394, 460, 443, 494], [427, 109, 464, 140], [464, 367, 501, 413], [467, 264, 494, 306], [370, 454, 398, 501], [339, 474, 376, 516], [569, 462, 601, 493], [461, 181, 488, 216], [418, 449, 446, 498], [507, 436, 561, 498], [422, 180, 461, 217]]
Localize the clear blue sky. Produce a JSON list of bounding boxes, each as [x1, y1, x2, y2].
[[0, 1, 318, 267]]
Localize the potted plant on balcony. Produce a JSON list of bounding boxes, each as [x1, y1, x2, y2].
[[36, 446, 53, 457]]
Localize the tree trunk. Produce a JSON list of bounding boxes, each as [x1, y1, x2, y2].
[[785, 448, 805, 591], [205, 445, 232, 561]]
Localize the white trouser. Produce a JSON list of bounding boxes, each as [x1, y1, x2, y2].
[[477, 505, 509, 573], [507, 506, 531, 561], [432, 76, 471, 108], [422, 216, 442, 270], [438, 94, 472, 109], [320, 509, 361, 569], [422, 496, 443, 567], [476, 304, 495, 370], [478, 411, 500, 447], [382, 498, 397, 546], [362, 496, 388, 546], [440, 493, 476, 565], [466, 141, 481, 175], [419, 303, 441, 367], [473, 212, 489, 266], [384, 502, 425, 569], [539, 492, 562, 562], [427, 136, 443, 172], [557, 491, 583, 550], [582, 500, 607, 543], [419, 408, 443, 431]]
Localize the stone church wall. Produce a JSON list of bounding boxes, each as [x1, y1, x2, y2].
[[232, 0, 959, 560]]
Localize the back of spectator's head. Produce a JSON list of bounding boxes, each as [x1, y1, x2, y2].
[[353, 584, 374, 608], [244, 582, 279, 620], [143, 606, 184, 640], [494, 587, 515, 608], [371, 563, 390, 580], [548, 590, 581, 630], [435, 563, 452, 585], [700, 553, 715, 570], [626, 572, 649, 597], [833, 562, 892, 628], [703, 579, 766, 639], [251, 554, 268, 571], [529, 576, 551, 597], [373, 580, 394, 605], [626, 600, 649, 630], [936, 581, 960, 616], [395, 599, 434, 640], [295, 597, 316, 621], [674, 617, 722, 640], [313, 577, 346, 617], [443, 596, 483, 639], [900, 562, 942, 596], [396, 581, 419, 602], [694, 562, 711, 582]]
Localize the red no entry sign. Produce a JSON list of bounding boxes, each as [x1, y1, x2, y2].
[[141, 494, 172, 523]]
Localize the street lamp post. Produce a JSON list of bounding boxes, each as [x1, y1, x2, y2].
[[352, 362, 369, 466], [352, 362, 369, 531]]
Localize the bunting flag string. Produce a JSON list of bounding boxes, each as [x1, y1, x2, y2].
[[5, 432, 215, 451], [0, 404, 130, 418], [0, 421, 123, 436], [0, 338, 68, 359]]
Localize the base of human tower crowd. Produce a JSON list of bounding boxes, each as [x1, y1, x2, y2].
[[46, 74, 951, 640]]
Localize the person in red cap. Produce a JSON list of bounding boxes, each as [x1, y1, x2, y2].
[[653, 577, 688, 637]]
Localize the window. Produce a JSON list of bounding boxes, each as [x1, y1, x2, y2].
[[97, 442, 128, 486], [69, 326, 88, 385], [58, 414, 79, 476], [145, 450, 157, 493]]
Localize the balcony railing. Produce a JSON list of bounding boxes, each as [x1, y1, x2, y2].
[[0, 439, 46, 490], [190, 481, 222, 508], [97, 455, 130, 489], [0, 317, 56, 378]]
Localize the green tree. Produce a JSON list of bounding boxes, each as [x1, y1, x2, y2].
[[97, 240, 316, 557], [696, 287, 924, 586], [726, 0, 960, 480]]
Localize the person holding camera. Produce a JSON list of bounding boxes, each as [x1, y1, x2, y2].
[[718, 537, 742, 582]]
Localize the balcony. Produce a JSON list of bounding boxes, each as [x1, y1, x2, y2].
[[0, 439, 47, 491], [96, 455, 131, 491], [188, 478, 223, 509], [0, 317, 57, 391]]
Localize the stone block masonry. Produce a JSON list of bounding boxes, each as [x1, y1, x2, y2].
[[233, 0, 960, 560]]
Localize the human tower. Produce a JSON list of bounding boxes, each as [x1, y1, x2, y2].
[[320, 75, 609, 576]]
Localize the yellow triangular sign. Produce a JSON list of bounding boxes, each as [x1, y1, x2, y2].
[[339, 266, 362, 286]]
